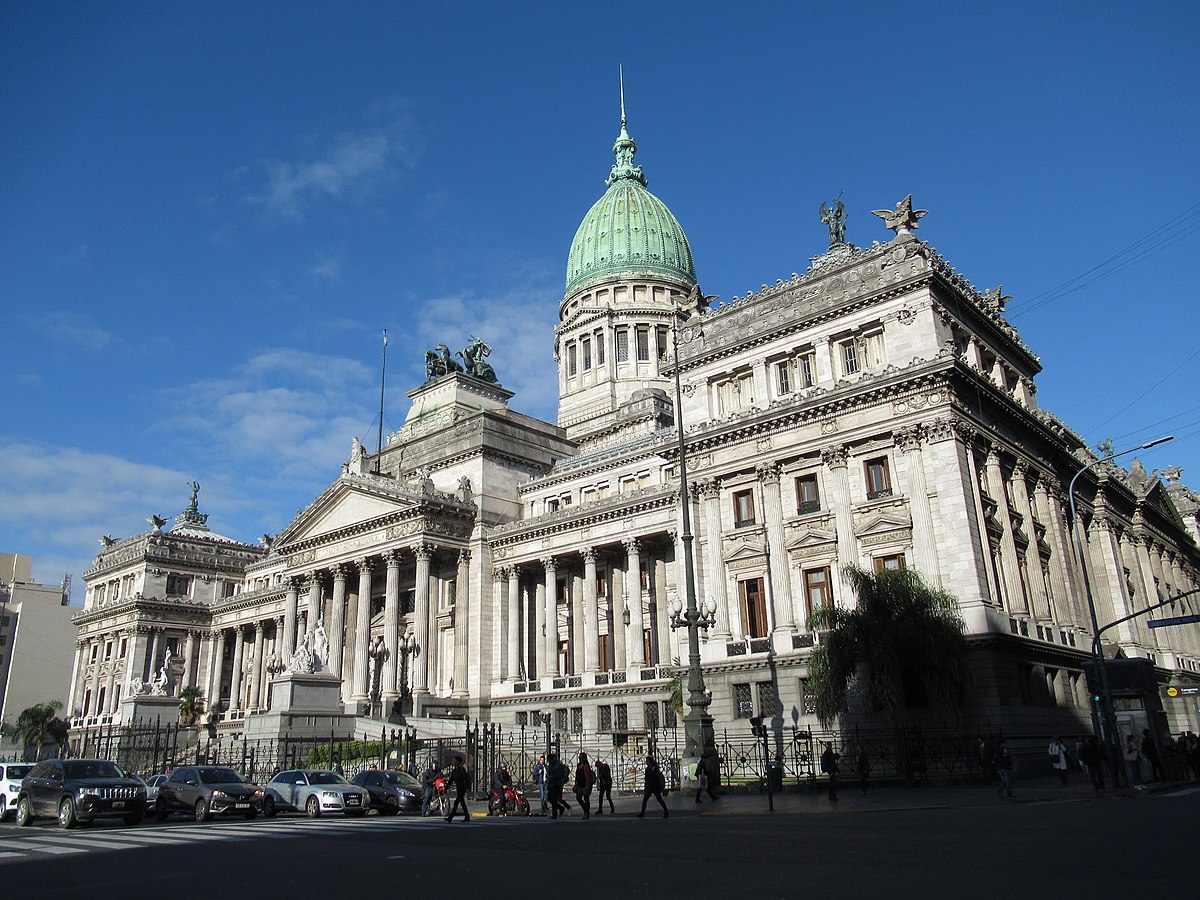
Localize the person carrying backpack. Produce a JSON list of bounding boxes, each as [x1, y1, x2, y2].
[[637, 755, 668, 818], [573, 752, 595, 819]]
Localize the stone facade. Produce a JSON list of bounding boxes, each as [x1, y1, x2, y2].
[[68, 115, 1200, 745]]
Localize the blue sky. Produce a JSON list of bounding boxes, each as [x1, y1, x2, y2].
[[2, 1, 1198, 601]]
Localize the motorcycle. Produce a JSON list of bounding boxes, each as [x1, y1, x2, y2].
[[429, 775, 450, 817], [487, 783, 531, 816]]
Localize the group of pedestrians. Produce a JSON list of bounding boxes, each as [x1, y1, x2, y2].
[[528, 751, 676, 819]]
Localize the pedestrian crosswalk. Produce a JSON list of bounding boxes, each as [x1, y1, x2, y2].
[[0, 815, 454, 865]]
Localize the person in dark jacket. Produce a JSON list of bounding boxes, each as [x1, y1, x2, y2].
[[444, 756, 470, 823], [491, 763, 513, 815], [594, 758, 614, 814], [637, 755, 668, 818], [420, 760, 439, 816], [574, 752, 594, 820], [545, 752, 570, 819], [820, 743, 840, 801], [1141, 729, 1163, 781], [994, 738, 1013, 798]]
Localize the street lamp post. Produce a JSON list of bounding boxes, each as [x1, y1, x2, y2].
[[1068, 435, 1172, 785], [667, 305, 719, 763]]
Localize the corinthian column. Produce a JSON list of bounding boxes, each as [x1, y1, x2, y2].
[[453, 550, 470, 696], [625, 539, 645, 667], [758, 464, 793, 631], [351, 558, 373, 703], [582, 549, 599, 672], [282, 578, 299, 661], [699, 479, 730, 638], [228, 626, 246, 711], [822, 445, 857, 589], [541, 558, 558, 678], [382, 551, 400, 709], [896, 426, 940, 584], [506, 566, 522, 681], [250, 622, 265, 710], [305, 575, 321, 643], [413, 544, 433, 694], [328, 564, 347, 678], [985, 447, 1027, 613]]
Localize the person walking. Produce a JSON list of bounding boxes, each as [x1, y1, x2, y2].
[[994, 737, 1013, 799], [856, 742, 871, 795], [445, 755, 471, 823], [420, 760, 439, 816], [491, 763, 513, 815], [637, 755, 668, 818], [1048, 735, 1070, 786], [1080, 736, 1106, 791], [820, 742, 840, 802], [694, 750, 719, 803], [573, 752, 594, 819], [545, 752, 570, 819], [694, 757, 709, 804], [1141, 729, 1163, 782], [1123, 735, 1144, 790], [594, 758, 614, 814], [532, 755, 549, 814]]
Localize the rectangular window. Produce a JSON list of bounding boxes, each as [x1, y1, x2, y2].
[[739, 577, 769, 638], [796, 474, 820, 514], [617, 330, 629, 362], [555, 708, 569, 732], [581, 338, 592, 370], [643, 701, 660, 730], [166, 574, 192, 597], [598, 633, 610, 670], [863, 330, 886, 369], [775, 360, 792, 395], [840, 339, 859, 375], [656, 326, 669, 362], [756, 681, 779, 718], [798, 352, 816, 388], [733, 683, 753, 718], [568, 344, 578, 376], [546, 498, 560, 513], [596, 332, 605, 365], [636, 327, 650, 361], [516, 712, 528, 727], [804, 567, 832, 620], [598, 705, 612, 732], [615, 703, 628, 730], [571, 707, 583, 733], [874, 554, 906, 573], [733, 489, 756, 526], [661, 700, 676, 727], [865, 457, 892, 499], [798, 678, 816, 716]]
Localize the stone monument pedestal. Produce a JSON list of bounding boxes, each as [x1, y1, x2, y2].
[[120, 694, 179, 725], [270, 671, 343, 714]]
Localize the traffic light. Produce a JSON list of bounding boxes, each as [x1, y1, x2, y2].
[[749, 716, 763, 738]]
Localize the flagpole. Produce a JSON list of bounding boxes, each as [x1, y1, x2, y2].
[[376, 329, 388, 474]]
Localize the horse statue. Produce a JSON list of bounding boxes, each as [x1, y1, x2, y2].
[[424, 344, 464, 381], [458, 335, 498, 383]]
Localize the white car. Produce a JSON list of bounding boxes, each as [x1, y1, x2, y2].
[[1, 763, 34, 821], [262, 769, 368, 818]]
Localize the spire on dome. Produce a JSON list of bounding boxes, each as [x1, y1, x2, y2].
[[608, 66, 646, 187]]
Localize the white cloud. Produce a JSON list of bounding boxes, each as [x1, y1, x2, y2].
[[310, 254, 341, 280], [248, 121, 414, 219], [23, 310, 115, 349]]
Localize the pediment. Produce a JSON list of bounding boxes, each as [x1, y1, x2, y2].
[[277, 478, 420, 547], [855, 509, 912, 538], [1141, 481, 1188, 531], [723, 540, 768, 564], [785, 527, 838, 553]]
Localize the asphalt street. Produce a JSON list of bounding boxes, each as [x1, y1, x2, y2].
[[2, 778, 1196, 898]]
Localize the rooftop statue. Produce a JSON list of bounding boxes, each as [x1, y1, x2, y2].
[[872, 194, 928, 237], [458, 335, 498, 383], [819, 195, 847, 248], [982, 285, 1012, 313], [186, 481, 201, 513], [424, 343, 464, 382]]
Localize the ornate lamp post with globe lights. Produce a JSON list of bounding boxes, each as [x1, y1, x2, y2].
[[667, 301, 719, 763]]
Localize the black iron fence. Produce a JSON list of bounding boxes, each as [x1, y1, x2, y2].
[[72, 718, 1001, 796]]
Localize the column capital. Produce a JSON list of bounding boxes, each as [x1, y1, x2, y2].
[[285, 576, 301, 591], [414, 543, 434, 562], [493, 566, 508, 582], [332, 563, 348, 581], [356, 556, 374, 573], [1012, 458, 1030, 479], [540, 555, 557, 571], [821, 444, 849, 470], [384, 549, 401, 567], [458, 549, 472, 567], [581, 547, 597, 566], [755, 462, 781, 485], [695, 477, 720, 501], [254, 620, 266, 635], [894, 424, 923, 453], [508, 565, 523, 581], [623, 537, 641, 556]]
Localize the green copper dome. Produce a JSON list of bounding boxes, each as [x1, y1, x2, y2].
[[564, 117, 696, 299]]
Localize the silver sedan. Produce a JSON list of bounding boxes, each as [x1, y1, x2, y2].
[[262, 769, 368, 818]]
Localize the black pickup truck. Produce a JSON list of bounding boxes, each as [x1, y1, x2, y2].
[[15, 758, 147, 828]]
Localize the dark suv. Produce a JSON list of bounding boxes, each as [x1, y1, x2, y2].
[[16, 759, 147, 828]]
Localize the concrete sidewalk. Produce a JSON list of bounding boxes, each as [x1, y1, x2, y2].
[[514, 772, 1194, 820]]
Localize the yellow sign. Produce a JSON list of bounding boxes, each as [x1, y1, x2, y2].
[[1166, 686, 1180, 697]]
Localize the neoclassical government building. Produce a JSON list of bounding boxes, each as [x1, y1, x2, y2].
[[69, 109, 1200, 743]]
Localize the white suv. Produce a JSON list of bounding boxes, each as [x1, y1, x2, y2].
[[1, 762, 34, 820]]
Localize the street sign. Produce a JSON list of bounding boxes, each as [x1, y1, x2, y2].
[[1147, 613, 1200, 628], [1164, 685, 1200, 698]]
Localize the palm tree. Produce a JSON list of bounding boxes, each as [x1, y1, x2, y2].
[[12, 701, 70, 760], [807, 565, 970, 727], [177, 686, 205, 726]]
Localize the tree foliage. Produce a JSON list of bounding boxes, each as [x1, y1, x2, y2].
[[807, 566, 970, 727], [177, 686, 205, 726], [13, 700, 69, 759]]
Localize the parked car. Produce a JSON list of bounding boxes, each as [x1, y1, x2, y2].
[[262, 769, 368, 818], [1, 763, 35, 821], [14, 759, 146, 828], [155, 766, 264, 822], [350, 769, 423, 815], [141, 773, 169, 803]]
